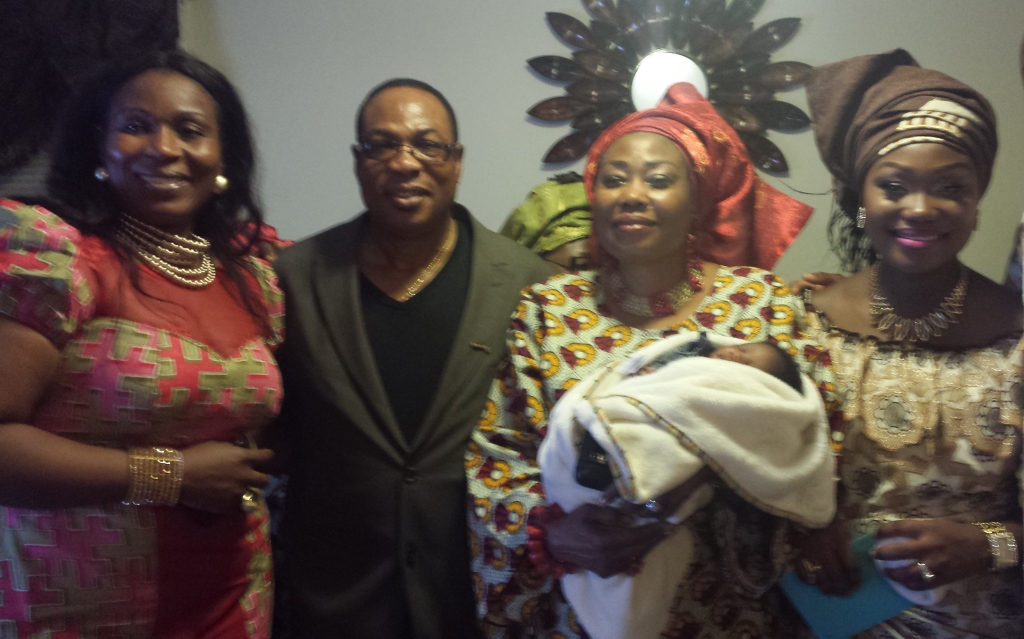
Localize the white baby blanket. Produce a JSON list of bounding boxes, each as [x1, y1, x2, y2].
[[538, 332, 836, 639]]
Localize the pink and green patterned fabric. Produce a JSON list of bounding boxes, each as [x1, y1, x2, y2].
[[0, 199, 282, 639]]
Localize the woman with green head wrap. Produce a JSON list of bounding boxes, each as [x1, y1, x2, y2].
[[501, 173, 592, 272]]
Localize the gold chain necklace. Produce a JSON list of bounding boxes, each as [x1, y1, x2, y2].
[[115, 215, 216, 288], [403, 221, 456, 300], [869, 263, 968, 343]]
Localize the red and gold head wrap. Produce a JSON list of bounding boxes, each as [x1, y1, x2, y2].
[[806, 49, 997, 200], [582, 82, 813, 270]]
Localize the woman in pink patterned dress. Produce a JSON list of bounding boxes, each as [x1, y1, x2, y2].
[[466, 83, 839, 639], [0, 51, 281, 638]]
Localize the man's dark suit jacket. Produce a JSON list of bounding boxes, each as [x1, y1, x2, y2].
[[273, 205, 553, 638]]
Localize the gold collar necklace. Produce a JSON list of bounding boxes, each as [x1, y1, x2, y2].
[[115, 214, 216, 288], [869, 263, 968, 343]]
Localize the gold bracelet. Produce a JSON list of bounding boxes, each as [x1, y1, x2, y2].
[[123, 447, 184, 507], [972, 521, 1019, 571]]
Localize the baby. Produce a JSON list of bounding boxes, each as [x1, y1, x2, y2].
[[578, 334, 804, 492], [642, 332, 802, 388]]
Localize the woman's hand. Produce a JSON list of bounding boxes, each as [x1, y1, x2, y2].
[[790, 272, 845, 295], [873, 519, 991, 590], [545, 470, 714, 577], [545, 502, 674, 578], [544, 466, 712, 577], [793, 517, 859, 596], [178, 441, 273, 513], [605, 467, 715, 521]]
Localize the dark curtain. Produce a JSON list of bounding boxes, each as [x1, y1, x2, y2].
[[0, 0, 179, 175]]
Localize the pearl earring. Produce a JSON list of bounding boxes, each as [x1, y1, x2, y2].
[[214, 175, 229, 192], [856, 206, 866, 229], [94, 167, 109, 182]]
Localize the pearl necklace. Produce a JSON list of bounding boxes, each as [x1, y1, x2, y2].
[[403, 221, 456, 300], [869, 263, 968, 343], [601, 257, 704, 317], [115, 215, 216, 288]]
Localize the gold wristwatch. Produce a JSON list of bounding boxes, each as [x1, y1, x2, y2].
[[972, 521, 1019, 571]]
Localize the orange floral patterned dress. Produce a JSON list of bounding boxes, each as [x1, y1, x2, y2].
[[0, 200, 282, 639], [467, 267, 839, 639]]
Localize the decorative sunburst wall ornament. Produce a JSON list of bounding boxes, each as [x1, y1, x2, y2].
[[527, 0, 812, 172]]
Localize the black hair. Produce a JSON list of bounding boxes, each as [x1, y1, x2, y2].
[[44, 49, 270, 334], [764, 343, 804, 394], [355, 78, 459, 142], [827, 185, 877, 273]]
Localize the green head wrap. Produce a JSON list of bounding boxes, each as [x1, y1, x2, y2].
[[500, 177, 591, 255]]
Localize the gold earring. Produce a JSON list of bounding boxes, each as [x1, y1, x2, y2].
[[856, 206, 866, 229], [94, 167, 109, 181], [214, 175, 229, 192]]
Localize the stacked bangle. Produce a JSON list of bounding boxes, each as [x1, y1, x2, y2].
[[972, 521, 1019, 571], [526, 504, 578, 578], [123, 447, 184, 506]]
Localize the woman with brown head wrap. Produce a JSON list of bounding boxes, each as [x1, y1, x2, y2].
[[795, 50, 1024, 637], [466, 83, 839, 639]]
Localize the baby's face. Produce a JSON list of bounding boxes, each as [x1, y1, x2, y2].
[[708, 343, 781, 376]]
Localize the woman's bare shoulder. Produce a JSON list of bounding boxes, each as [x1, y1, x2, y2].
[[808, 272, 868, 314], [962, 271, 1023, 339]]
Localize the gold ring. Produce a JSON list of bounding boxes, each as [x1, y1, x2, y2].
[[644, 499, 663, 515], [241, 489, 257, 512], [916, 561, 936, 583], [800, 558, 823, 584]]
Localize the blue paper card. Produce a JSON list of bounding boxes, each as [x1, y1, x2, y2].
[[780, 534, 912, 639]]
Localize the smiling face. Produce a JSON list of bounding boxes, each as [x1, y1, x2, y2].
[[591, 132, 696, 268], [355, 86, 463, 237], [101, 70, 223, 234], [861, 142, 980, 274]]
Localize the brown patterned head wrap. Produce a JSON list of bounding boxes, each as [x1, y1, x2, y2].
[[806, 49, 997, 199], [583, 82, 812, 270]]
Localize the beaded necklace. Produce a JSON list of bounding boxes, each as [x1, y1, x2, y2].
[[602, 257, 704, 317]]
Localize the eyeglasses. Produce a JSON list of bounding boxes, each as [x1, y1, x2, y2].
[[353, 139, 458, 163]]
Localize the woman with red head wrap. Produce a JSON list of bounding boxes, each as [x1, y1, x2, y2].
[[466, 83, 838, 638], [582, 82, 812, 272]]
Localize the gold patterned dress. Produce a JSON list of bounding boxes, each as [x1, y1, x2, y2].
[[802, 303, 1024, 639], [467, 267, 838, 639]]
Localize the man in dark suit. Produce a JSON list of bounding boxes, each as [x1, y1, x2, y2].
[[271, 79, 553, 638]]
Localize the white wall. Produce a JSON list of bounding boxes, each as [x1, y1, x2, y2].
[[180, 0, 1024, 281]]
